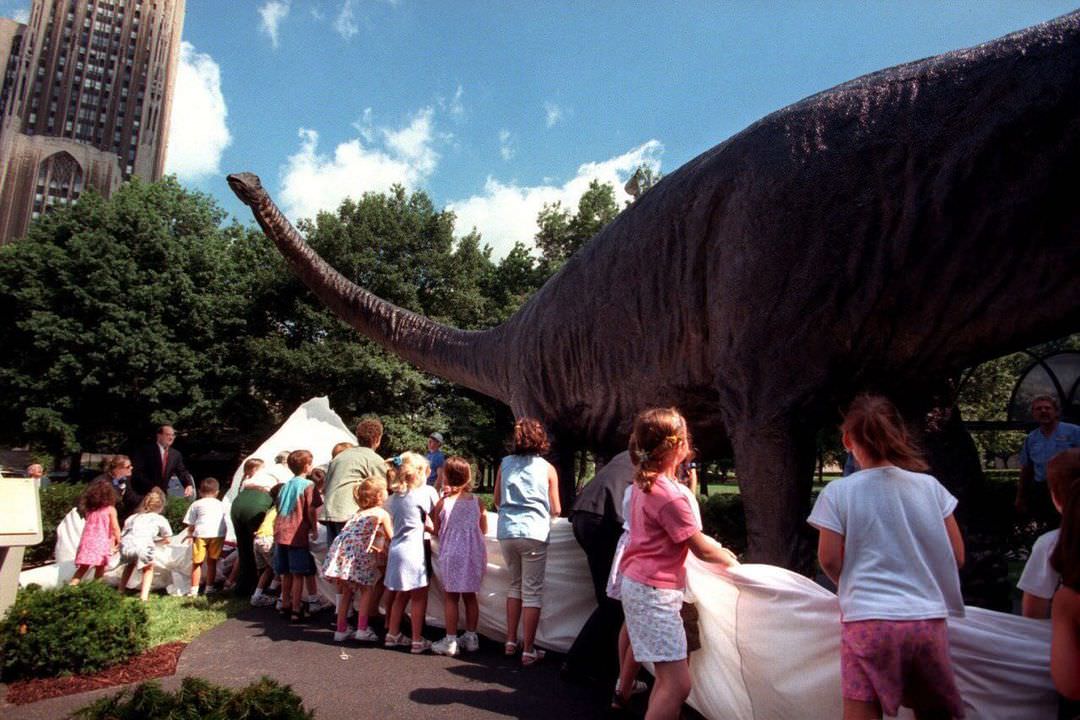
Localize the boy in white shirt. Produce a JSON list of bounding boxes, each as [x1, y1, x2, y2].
[[184, 477, 228, 596], [1018, 449, 1080, 618]]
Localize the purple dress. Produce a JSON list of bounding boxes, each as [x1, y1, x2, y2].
[[75, 507, 115, 567], [437, 495, 487, 593]]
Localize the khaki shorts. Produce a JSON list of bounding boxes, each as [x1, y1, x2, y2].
[[498, 537, 548, 608], [254, 536, 274, 571], [192, 537, 224, 564]]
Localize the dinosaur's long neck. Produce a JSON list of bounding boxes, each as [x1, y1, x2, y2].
[[242, 186, 511, 403]]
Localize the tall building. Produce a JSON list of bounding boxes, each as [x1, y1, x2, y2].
[[0, 0, 185, 243]]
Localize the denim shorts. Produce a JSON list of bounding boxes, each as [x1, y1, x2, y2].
[[273, 544, 316, 576]]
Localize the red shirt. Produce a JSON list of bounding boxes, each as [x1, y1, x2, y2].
[[619, 475, 700, 589], [273, 481, 323, 547]]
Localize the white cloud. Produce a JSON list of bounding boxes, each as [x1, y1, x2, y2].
[[544, 102, 565, 128], [12, 7, 28, 23], [258, 1, 290, 48], [279, 108, 440, 221], [447, 140, 663, 260], [334, 0, 359, 39], [498, 129, 514, 161], [448, 85, 465, 118], [165, 42, 232, 181], [351, 107, 375, 143], [310, 5, 325, 21]]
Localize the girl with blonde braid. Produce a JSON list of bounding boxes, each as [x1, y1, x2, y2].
[[618, 408, 738, 720]]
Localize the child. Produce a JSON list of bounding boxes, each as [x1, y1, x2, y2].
[[383, 452, 436, 653], [239, 457, 275, 492], [1048, 450, 1080, 711], [303, 467, 334, 614], [273, 449, 323, 621], [431, 457, 487, 656], [1019, 448, 1080, 618], [250, 483, 281, 607], [70, 479, 122, 585], [118, 488, 173, 602], [183, 477, 228, 597], [618, 407, 738, 720], [323, 476, 394, 642], [808, 394, 966, 720]]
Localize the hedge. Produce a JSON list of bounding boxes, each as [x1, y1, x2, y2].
[[72, 676, 315, 720]]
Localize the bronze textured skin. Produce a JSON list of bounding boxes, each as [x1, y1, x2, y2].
[[229, 11, 1080, 567]]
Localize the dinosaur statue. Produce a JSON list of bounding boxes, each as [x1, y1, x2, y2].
[[229, 11, 1080, 568]]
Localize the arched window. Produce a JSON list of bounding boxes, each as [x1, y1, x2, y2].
[[31, 151, 84, 218]]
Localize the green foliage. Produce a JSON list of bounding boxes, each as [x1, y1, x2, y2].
[[163, 496, 193, 535], [23, 481, 86, 565], [0, 583, 148, 681], [0, 178, 264, 457], [699, 493, 748, 557], [534, 179, 620, 271], [73, 676, 314, 720]]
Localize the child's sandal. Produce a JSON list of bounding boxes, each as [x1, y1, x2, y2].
[[504, 641, 519, 656], [521, 647, 545, 666]]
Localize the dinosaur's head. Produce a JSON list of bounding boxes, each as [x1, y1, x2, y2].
[[226, 173, 266, 207]]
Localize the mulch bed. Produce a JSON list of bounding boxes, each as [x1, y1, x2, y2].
[[4, 642, 187, 706]]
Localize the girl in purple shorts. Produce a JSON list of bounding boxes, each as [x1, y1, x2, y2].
[[808, 395, 967, 720]]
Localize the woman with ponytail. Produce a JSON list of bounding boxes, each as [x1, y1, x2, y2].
[[617, 407, 738, 719], [808, 394, 966, 720]]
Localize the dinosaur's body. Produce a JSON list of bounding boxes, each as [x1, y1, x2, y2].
[[230, 12, 1080, 566]]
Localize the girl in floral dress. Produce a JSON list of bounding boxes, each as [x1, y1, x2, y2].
[[323, 476, 393, 642]]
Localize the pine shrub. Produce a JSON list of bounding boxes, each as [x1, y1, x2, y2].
[[73, 676, 315, 720], [0, 582, 148, 681]]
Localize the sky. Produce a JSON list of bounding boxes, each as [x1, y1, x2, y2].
[[1, 1, 1076, 259]]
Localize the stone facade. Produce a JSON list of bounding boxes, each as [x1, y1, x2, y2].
[[0, 0, 185, 243]]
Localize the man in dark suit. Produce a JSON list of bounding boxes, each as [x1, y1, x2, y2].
[[130, 425, 194, 510]]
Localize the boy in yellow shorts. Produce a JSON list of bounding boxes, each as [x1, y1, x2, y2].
[[184, 477, 228, 596]]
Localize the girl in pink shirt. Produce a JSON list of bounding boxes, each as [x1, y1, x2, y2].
[[618, 407, 739, 719]]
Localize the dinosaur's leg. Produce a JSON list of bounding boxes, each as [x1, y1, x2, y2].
[[731, 422, 817, 571], [551, 431, 579, 510]]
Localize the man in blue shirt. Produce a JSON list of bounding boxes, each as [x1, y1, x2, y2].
[[1016, 394, 1080, 524], [426, 432, 446, 488]]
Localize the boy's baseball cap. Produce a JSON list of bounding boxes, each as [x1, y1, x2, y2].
[[430, 432, 444, 444]]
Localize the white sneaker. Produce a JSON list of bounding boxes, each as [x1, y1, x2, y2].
[[307, 595, 334, 614], [275, 598, 283, 611], [461, 632, 480, 652], [250, 593, 275, 608], [186, 588, 199, 598], [432, 636, 460, 656], [353, 627, 379, 642], [333, 629, 351, 642]]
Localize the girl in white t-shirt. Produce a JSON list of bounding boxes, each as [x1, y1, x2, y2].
[[808, 394, 966, 720]]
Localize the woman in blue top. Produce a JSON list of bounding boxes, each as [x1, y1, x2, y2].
[[493, 417, 561, 666]]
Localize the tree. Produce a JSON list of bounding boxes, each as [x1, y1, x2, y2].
[[534, 179, 620, 271], [0, 178, 258, 464]]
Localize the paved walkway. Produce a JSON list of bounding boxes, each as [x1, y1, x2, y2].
[[1, 606, 614, 719]]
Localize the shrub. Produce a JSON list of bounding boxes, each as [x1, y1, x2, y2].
[[0, 582, 148, 681], [23, 482, 86, 566], [163, 496, 193, 534], [73, 676, 315, 720]]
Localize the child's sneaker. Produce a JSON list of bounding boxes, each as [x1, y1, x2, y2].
[[384, 632, 410, 649], [274, 598, 283, 612], [186, 587, 199, 598], [250, 593, 275, 607], [410, 638, 432, 654], [307, 595, 334, 614], [461, 631, 480, 652], [333, 629, 352, 642], [432, 636, 460, 657], [353, 627, 379, 642]]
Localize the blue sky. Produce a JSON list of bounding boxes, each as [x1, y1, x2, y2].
[[2, 1, 1076, 257]]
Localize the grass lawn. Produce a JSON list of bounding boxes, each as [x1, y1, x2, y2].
[[144, 593, 249, 646]]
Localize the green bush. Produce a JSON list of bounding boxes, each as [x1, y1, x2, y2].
[[73, 676, 315, 720], [163, 496, 193, 534], [23, 483, 87, 566], [0, 582, 148, 681], [700, 493, 748, 557]]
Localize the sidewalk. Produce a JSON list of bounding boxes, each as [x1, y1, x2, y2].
[[1, 606, 612, 719]]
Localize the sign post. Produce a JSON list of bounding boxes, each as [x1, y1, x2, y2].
[[0, 477, 44, 618]]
